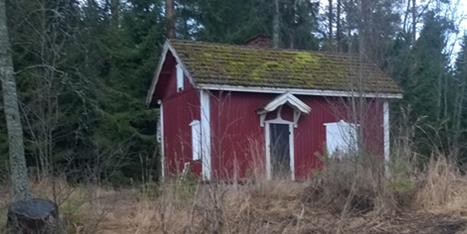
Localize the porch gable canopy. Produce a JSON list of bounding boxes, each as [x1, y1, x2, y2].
[[257, 92, 311, 127]]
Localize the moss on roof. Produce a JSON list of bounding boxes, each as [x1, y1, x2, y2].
[[169, 39, 402, 94]]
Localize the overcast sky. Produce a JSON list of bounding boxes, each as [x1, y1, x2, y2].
[[317, 0, 467, 61]]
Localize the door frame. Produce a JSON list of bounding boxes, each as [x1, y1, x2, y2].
[[265, 119, 295, 180]]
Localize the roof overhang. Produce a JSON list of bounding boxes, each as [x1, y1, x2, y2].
[[198, 84, 403, 99]]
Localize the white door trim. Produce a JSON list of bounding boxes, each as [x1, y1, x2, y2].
[[265, 119, 295, 180]]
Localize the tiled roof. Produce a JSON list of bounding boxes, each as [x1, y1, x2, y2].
[[169, 39, 402, 94]]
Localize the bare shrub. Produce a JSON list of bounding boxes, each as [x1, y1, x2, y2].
[[303, 154, 399, 217], [415, 156, 465, 210]]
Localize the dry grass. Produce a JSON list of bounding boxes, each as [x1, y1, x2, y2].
[[1, 156, 467, 233]]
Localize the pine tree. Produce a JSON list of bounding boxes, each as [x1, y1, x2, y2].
[[0, 0, 31, 201]]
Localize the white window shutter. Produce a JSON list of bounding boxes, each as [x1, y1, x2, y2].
[[176, 64, 184, 91], [190, 120, 201, 160], [324, 120, 358, 157]]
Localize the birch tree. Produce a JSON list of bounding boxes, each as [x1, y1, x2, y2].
[[0, 0, 31, 201]]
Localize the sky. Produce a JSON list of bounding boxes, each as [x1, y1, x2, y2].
[[318, 0, 467, 61], [449, 0, 467, 57]]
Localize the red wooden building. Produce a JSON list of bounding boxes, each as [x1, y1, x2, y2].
[[146, 39, 402, 181]]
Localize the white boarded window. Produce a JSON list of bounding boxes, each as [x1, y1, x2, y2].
[[176, 64, 184, 92], [324, 120, 358, 157], [190, 120, 201, 160]]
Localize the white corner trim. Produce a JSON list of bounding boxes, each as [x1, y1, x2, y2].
[[159, 101, 165, 181], [197, 84, 403, 99], [200, 90, 212, 180], [383, 101, 390, 162], [146, 41, 196, 105], [265, 123, 271, 180], [264, 119, 295, 180]]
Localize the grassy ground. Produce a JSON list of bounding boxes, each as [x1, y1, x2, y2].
[[1, 157, 467, 233]]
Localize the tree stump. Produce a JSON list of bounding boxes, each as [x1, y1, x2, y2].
[[7, 198, 60, 234]]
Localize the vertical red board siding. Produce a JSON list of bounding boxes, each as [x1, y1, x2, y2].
[[154, 51, 384, 180], [209, 92, 271, 179], [157, 52, 201, 177], [209, 92, 385, 180]]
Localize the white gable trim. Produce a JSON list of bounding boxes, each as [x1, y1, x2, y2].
[[146, 41, 196, 105], [258, 92, 311, 115], [258, 93, 311, 127], [197, 84, 403, 99]]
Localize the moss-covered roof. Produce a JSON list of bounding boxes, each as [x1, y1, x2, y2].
[[169, 40, 402, 94]]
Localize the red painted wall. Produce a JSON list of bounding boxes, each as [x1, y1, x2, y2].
[[209, 92, 384, 180], [154, 52, 201, 177], [153, 53, 384, 180]]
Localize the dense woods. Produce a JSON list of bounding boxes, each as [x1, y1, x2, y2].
[[0, 0, 466, 185]]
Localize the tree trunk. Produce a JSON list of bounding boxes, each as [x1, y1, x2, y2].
[[359, 0, 369, 58], [336, 0, 341, 51], [166, 0, 175, 39], [412, 0, 416, 44], [402, 0, 411, 34], [110, 0, 119, 27], [0, 0, 32, 202], [272, 0, 280, 49]]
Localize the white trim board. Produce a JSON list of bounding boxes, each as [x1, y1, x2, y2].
[[258, 92, 311, 115], [264, 119, 295, 181], [198, 84, 403, 99], [159, 101, 165, 181], [200, 90, 212, 180], [383, 101, 390, 162]]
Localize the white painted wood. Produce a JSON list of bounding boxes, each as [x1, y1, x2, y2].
[[258, 92, 311, 127], [383, 101, 390, 162], [324, 120, 358, 157], [289, 124, 295, 181], [159, 101, 165, 181], [258, 92, 311, 114], [190, 120, 201, 161], [265, 122, 271, 180], [264, 118, 295, 180], [176, 64, 184, 91], [198, 84, 403, 99], [200, 90, 212, 180]]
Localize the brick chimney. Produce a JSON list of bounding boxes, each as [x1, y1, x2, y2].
[[245, 34, 272, 48]]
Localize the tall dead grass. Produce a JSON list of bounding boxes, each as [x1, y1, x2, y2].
[[1, 154, 467, 233]]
